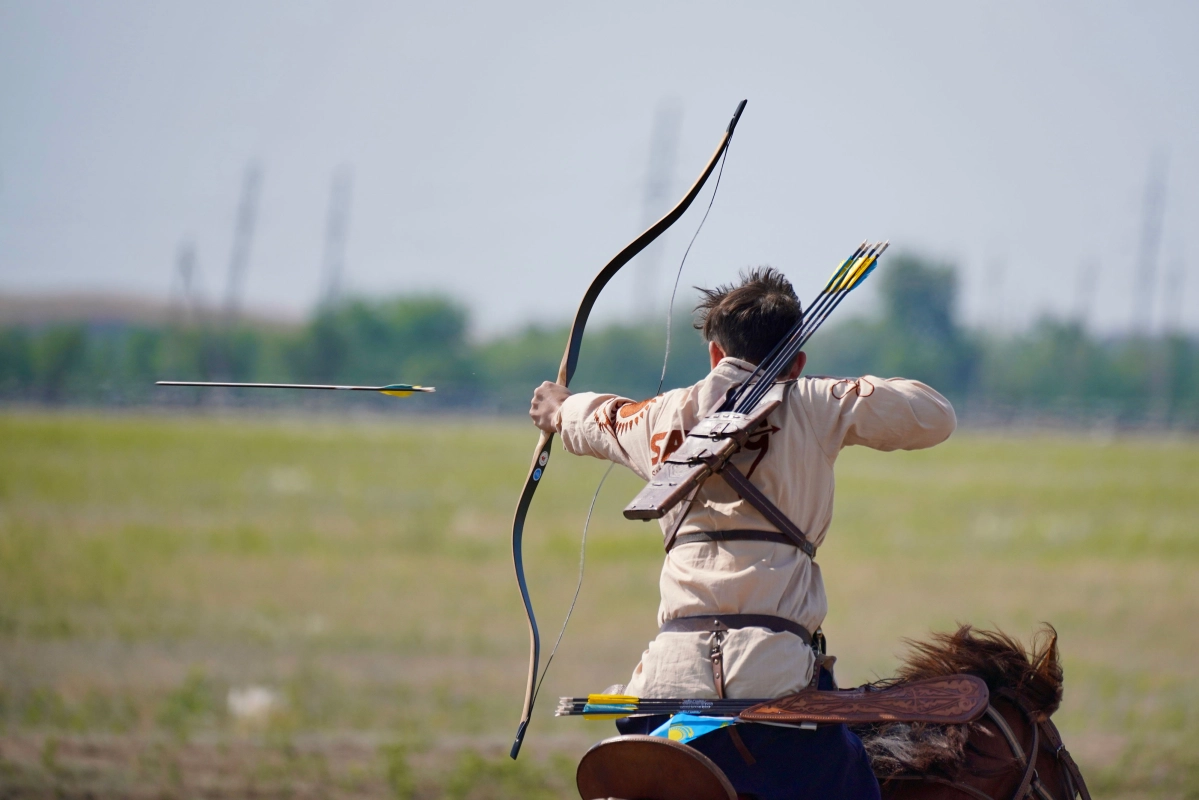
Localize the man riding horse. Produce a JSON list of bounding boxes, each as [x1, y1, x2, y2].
[[529, 266, 957, 799]]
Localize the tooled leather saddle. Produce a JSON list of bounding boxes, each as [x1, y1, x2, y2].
[[739, 673, 989, 726]]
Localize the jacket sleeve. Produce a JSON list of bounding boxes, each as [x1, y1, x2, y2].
[[557, 391, 663, 480], [799, 375, 956, 456]]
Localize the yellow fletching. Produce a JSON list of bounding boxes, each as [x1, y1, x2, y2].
[[832, 258, 861, 291], [840, 255, 876, 290], [380, 390, 414, 397], [823, 258, 855, 292], [582, 713, 630, 720], [587, 694, 639, 704]]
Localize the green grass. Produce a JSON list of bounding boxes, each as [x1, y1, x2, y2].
[[0, 412, 1196, 797]]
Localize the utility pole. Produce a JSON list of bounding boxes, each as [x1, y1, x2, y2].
[[166, 238, 213, 384], [319, 165, 354, 308], [223, 161, 262, 324], [171, 239, 200, 326], [635, 99, 682, 318], [1131, 152, 1168, 335]]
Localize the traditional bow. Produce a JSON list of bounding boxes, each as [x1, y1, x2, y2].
[[509, 99, 748, 759]]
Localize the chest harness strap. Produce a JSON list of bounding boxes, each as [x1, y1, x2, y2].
[[663, 460, 817, 561]]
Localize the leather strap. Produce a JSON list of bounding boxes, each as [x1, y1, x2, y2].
[[890, 699, 1086, 800], [1014, 718, 1039, 800], [709, 631, 726, 699], [985, 702, 1040, 800], [660, 382, 817, 560], [660, 613, 812, 645], [662, 487, 702, 553], [709, 459, 817, 560], [726, 725, 756, 766], [669, 529, 802, 550], [1038, 716, 1091, 800]]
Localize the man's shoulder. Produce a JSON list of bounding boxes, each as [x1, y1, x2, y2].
[[795, 375, 881, 400], [794, 374, 944, 400]]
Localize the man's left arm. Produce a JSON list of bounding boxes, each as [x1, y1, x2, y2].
[[530, 381, 656, 479]]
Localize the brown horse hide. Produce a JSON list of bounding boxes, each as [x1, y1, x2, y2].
[[862, 625, 1090, 800]]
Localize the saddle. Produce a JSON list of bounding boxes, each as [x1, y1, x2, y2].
[[740, 674, 989, 725], [577, 735, 736, 800]]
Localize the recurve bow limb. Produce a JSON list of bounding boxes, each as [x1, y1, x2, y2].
[[509, 99, 747, 759]]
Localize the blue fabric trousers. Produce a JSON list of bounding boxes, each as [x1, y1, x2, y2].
[[615, 670, 880, 800]]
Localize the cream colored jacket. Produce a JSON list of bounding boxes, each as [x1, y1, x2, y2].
[[556, 357, 956, 700]]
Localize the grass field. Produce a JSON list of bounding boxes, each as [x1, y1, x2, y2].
[[0, 411, 1197, 798]]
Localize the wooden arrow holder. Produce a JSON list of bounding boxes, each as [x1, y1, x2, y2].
[[623, 399, 781, 521]]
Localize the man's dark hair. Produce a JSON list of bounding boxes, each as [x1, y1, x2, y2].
[[694, 266, 802, 365]]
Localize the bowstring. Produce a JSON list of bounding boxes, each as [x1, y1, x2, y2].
[[657, 141, 733, 395], [531, 138, 736, 708], [531, 460, 612, 707]]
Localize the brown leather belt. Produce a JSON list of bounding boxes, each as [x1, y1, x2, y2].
[[669, 529, 803, 551], [660, 613, 812, 646]]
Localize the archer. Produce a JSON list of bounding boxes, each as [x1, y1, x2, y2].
[[529, 266, 957, 800]]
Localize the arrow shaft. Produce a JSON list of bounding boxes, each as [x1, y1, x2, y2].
[[732, 242, 888, 413], [155, 381, 434, 392]]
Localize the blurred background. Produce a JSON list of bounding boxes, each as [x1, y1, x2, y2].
[[1, 2, 1196, 798]]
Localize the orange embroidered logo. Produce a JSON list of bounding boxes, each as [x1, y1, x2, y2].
[[831, 379, 875, 399], [597, 396, 658, 435], [650, 429, 686, 467]]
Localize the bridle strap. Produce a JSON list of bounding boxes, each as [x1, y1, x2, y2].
[[887, 701, 1040, 800], [1032, 777, 1056, 800], [1036, 717, 1092, 800], [886, 695, 1090, 800], [984, 705, 1027, 766], [997, 688, 1091, 800], [987, 699, 1041, 800], [1012, 716, 1040, 800]]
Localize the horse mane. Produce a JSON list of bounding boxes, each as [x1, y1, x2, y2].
[[893, 623, 1063, 718], [856, 624, 1063, 781]]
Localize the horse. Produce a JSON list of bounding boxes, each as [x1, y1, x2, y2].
[[860, 624, 1090, 800], [577, 625, 1091, 800]]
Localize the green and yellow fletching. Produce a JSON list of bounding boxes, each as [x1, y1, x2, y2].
[[836, 254, 877, 291], [821, 252, 861, 292], [379, 384, 431, 397]]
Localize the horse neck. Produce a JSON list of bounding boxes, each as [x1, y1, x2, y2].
[[989, 694, 1081, 800]]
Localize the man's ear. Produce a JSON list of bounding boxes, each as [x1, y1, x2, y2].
[[785, 351, 807, 380], [708, 340, 726, 369]]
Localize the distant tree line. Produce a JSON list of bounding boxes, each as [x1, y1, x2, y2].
[[1, 254, 1196, 428]]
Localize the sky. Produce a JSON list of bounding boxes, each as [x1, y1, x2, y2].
[[0, 1, 1196, 336]]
